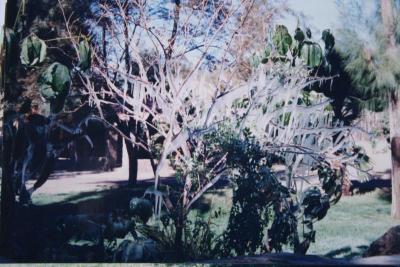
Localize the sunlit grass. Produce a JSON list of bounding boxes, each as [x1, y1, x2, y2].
[[192, 189, 398, 259], [308, 192, 398, 258]]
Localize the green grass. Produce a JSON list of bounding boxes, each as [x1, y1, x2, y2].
[[307, 192, 399, 258], [189, 188, 232, 234], [30, 185, 399, 259], [193, 189, 399, 259]]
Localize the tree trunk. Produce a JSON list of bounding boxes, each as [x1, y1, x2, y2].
[[381, 0, 400, 219], [389, 92, 400, 219], [1, 0, 17, 257], [174, 212, 184, 261], [117, 120, 138, 185], [125, 139, 138, 185], [0, 121, 16, 257]]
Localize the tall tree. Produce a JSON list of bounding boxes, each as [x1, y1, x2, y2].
[[337, 0, 400, 219], [381, 0, 400, 219]]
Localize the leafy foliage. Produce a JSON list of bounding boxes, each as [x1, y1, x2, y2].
[[137, 211, 221, 261], [209, 128, 346, 256], [302, 187, 330, 221], [217, 131, 288, 256], [264, 25, 323, 68], [322, 29, 335, 52], [260, 24, 381, 124], [317, 163, 343, 204], [129, 198, 153, 224]]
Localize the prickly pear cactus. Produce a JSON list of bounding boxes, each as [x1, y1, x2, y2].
[[273, 25, 293, 56], [39, 62, 71, 113], [300, 41, 323, 68], [20, 34, 47, 66], [78, 38, 91, 71]]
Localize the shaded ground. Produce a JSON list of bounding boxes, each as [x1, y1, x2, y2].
[[7, 146, 176, 262], [17, 165, 399, 262], [6, 140, 399, 263], [8, 158, 230, 262], [10, 181, 149, 262]]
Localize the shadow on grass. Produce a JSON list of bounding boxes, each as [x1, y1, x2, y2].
[[8, 176, 231, 262], [190, 187, 232, 214], [9, 179, 159, 262], [324, 245, 369, 259]]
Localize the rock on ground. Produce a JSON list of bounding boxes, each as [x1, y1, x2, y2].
[[364, 225, 400, 257]]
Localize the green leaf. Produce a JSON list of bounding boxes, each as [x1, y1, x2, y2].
[[273, 25, 293, 56], [78, 38, 91, 71], [300, 41, 323, 68], [39, 62, 71, 113], [20, 34, 47, 66]]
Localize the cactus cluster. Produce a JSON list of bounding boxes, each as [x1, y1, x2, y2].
[[78, 38, 92, 71], [4, 28, 93, 114], [20, 34, 47, 67], [38, 62, 71, 113], [261, 25, 335, 70]]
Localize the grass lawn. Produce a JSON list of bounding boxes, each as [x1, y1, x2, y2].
[[308, 192, 399, 258], [29, 183, 398, 260], [195, 189, 399, 259]]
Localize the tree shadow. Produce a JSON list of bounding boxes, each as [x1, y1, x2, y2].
[[8, 181, 152, 262], [7, 175, 231, 262], [324, 245, 369, 259]]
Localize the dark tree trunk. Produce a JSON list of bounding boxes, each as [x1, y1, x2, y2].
[[174, 213, 184, 260], [1, 0, 18, 257], [0, 124, 16, 257], [117, 120, 138, 185], [125, 138, 138, 185]]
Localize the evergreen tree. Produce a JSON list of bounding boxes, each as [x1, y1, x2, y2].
[[337, 0, 400, 219]]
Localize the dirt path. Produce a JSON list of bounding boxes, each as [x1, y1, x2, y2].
[[27, 145, 175, 195]]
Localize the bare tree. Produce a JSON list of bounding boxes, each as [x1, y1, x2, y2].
[[76, 1, 360, 218]]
